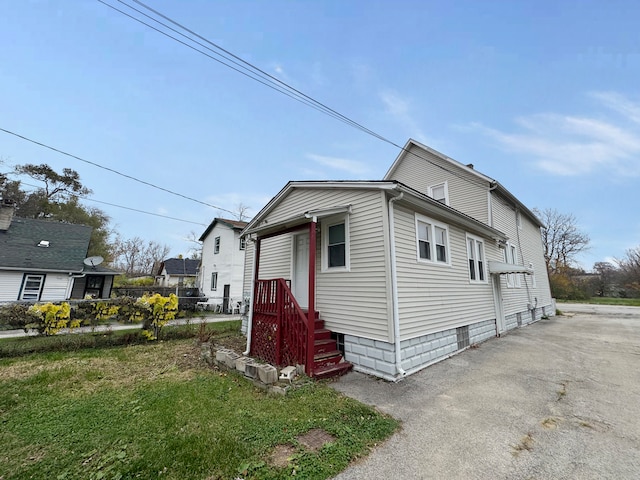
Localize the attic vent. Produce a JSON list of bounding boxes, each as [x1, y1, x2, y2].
[[37, 240, 50, 248]]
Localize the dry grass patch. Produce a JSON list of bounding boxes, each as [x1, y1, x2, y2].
[[512, 432, 535, 456]]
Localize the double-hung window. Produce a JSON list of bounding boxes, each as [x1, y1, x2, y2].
[[211, 272, 218, 291], [322, 216, 350, 271], [20, 274, 45, 301], [415, 214, 450, 265], [466, 235, 486, 282], [214, 236, 220, 254], [239, 237, 246, 250]]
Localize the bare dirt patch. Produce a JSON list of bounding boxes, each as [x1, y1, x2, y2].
[[296, 428, 336, 451], [269, 444, 297, 468]]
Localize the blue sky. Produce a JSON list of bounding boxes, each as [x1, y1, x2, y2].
[[1, 0, 639, 269]]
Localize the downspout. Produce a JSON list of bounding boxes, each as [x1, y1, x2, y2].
[[388, 192, 406, 377], [66, 272, 86, 299], [243, 236, 259, 355]]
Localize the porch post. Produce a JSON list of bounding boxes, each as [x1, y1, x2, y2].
[[246, 237, 261, 356], [306, 220, 317, 375]]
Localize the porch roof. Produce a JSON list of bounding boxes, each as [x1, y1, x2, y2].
[[244, 205, 352, 238]]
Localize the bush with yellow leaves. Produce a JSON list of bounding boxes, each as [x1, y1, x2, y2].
[[28, 302, 78, 336]]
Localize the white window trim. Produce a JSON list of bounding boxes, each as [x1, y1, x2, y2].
[[211, 272, 218, 291], [466, 234, 487, 283], [428, 181, 449, 205], [321, 215, 350, 272], [504, 242, 521, 288], [239, 236, 246, 250], [415, 213, 451, 266], [214, 236, 220, 254], [20, 274, 45, 301]]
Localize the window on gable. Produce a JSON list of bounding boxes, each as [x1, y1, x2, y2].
[[428, 182, 449, 205], [322, 216, 350, 271], [214, 236, 220, 254], [21, 274, 45, 301], [239, 237, 246, 250], [211, 272, 218, 291], [415, 214, 450, 265], [467, 235, 486, 283]]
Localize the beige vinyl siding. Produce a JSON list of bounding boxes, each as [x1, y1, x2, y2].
[[41, 274, 71, 301], [242, 240, 254, 298], [393, 205, 495, 339], [387, 144, 491, 223], [258, 235, 292, 280], [0, 271, 22, 301], [254, 187, 392, 342], [316, 190, 391, 341], [490, 194, 551, 314]]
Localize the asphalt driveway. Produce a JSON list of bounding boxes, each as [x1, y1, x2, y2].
[[331, 304, 640, 479]]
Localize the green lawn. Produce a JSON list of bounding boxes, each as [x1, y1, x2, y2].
[[560, 297, 640, 306], [0, 333, 398, 480]]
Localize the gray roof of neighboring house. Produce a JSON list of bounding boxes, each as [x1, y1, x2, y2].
[[160, 258, 200, 276], [199, 217, 248, 241], [0, 217, 92, 272]]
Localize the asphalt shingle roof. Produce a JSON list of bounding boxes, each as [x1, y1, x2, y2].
[[161, 258, 200, 276], [0, 217, 92, 272]]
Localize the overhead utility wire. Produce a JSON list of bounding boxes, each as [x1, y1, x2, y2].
[[0, 127, 236, 216], [125, 0, 390, 144], [97, 0, 358, 128], [16, 181, 207, 226], [103, 0, 489, 189]]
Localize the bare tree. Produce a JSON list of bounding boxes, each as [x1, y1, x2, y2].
[[184, 230, 203, 260], [534, 208, 590, 274], [615, 246, 640, 296], [111, 236, 171, 277], [232, 202, 251, 222]]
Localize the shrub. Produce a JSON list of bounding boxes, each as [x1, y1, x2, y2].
[[28, 302, 78, 336]]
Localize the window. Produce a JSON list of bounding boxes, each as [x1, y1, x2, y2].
[[239, 236, 246, 250], [322, 216, 350, 271], [415, 214, 450, 265], [211, 272, 218, 290], [504, 243, 521, 288], [428, 181, 449, 205], [214, 236, 220, 254], [20, 274, 44, 301], [467, 235, 486, 282]]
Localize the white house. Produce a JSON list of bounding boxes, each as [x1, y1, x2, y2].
[[154, 258, 200, 287], [198, 218, 248, 313], [240, 139, 553, 380], [0, 201, 117, 302]]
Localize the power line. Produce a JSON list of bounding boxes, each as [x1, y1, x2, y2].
[[0, 127, 238, 216], [98, 0, 490, 189], [16, 180, 208, 226]]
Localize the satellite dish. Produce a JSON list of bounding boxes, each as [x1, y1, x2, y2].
[[83, 256, 104, 269]]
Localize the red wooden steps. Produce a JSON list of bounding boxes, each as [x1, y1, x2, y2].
[[309, 314, 352, 379]]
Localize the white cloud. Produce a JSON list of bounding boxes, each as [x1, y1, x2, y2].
[[306, 153, 369, 176], [471, 92, 640, 176], [379, 90, 428, 143]]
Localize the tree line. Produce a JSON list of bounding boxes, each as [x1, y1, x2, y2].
[[0, 161, 174, 277], [535, 208, 640, 299]]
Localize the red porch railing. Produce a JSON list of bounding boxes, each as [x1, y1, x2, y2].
[[250, 278, 312, 374]]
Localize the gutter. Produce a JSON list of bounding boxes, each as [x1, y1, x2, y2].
[[388, 191, 406, 378]]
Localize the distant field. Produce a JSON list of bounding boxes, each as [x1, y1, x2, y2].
[[562, 297, 640, 307]]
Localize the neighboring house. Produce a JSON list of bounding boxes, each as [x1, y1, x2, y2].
[[154, 258, 200, 287], [198, 218, 248, 313], [240, 139, 553, 380], [0, 202, 117, 302]]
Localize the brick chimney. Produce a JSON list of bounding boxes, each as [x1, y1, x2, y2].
[[0, 199, 16, 231]]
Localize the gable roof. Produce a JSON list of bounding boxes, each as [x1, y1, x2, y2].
[[159, 258, 200, 276], [385, 139, 543, 227], [0, 217, 92, 272], [199, 217, 248, 241], [242, 180, 506, 242]]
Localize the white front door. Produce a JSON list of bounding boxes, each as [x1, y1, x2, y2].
[[292, 233, 309, 308]]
